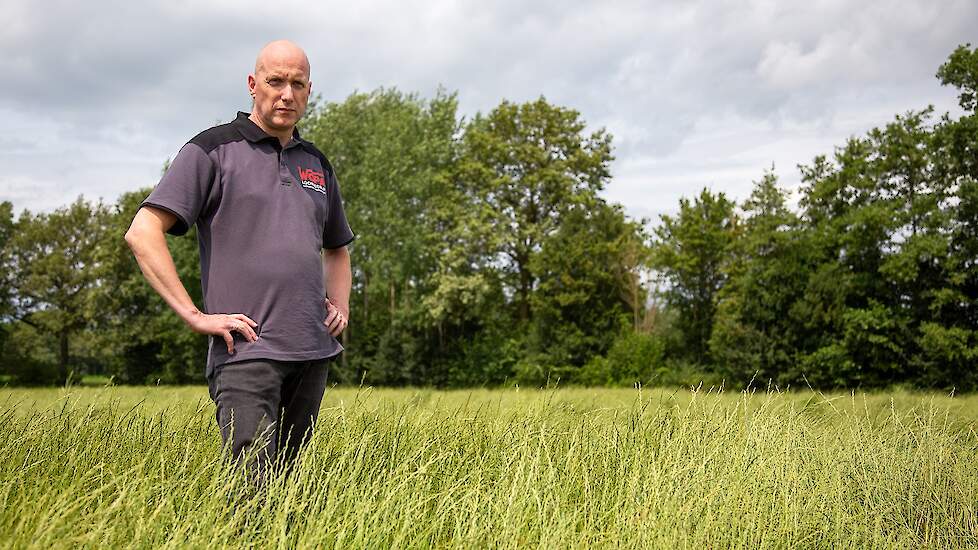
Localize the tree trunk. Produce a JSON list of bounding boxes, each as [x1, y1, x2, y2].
[[517, 258, 531, 323], [363, 270, 369, 325], [632, 276, 641, 331], [58, 330, 69, 384]]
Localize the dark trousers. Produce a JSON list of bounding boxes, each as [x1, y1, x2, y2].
[[207, 358, 330, 482]]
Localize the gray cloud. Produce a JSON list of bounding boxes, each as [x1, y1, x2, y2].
[[1, 0, 975, 221]]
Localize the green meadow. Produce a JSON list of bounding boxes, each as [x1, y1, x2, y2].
[[1, 385, 976, 548]]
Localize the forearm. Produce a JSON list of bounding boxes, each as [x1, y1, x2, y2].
[[125, 207, 258, 351], [125, 211, 200, 325], [323, 246, 352, 316]]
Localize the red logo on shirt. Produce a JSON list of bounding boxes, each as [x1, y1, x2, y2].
[[299, 167, 325, 186], [298, 167, 327, 195]]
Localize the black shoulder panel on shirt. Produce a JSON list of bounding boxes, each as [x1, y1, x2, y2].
[[188, 122, 245, 154], [307, 146, 336, 179]]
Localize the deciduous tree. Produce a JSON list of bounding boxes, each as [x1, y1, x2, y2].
[[8, 199, 112, 383], [651, 189, 737, 365]]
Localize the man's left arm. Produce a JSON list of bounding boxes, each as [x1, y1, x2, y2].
[[323, 245, 352, 336]]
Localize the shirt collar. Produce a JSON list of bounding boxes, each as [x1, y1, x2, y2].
[[232, 111, 307, 149]]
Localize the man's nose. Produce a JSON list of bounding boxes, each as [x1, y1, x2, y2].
[[281, 85, 294, 103]]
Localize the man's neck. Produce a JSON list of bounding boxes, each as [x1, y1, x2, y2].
[[248, 113, 293, 147]]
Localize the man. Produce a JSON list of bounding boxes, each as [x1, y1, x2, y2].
[[125, 40, 353, 480]]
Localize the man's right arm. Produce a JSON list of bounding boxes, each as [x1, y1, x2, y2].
[[124, 206, 258, 353]]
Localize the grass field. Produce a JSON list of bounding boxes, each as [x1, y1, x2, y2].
[[1, 384, 976, 549]]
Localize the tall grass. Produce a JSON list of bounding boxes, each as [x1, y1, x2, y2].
[[0, 385, 976, 548]]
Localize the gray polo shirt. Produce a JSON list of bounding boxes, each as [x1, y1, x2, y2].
[[141, 112, 355, 380]]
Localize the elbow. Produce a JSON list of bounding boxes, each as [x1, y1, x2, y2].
[[124, 224, 149, 254], [125, 207, 172, 255], [124, 227, 138, 251]]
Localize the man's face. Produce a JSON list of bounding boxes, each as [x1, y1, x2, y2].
[[247, 52, 312, 134]]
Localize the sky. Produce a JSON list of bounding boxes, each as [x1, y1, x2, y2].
[[1, 0, 975, 224]]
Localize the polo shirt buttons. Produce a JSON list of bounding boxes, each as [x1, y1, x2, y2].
[[279, 153, 292, 186]]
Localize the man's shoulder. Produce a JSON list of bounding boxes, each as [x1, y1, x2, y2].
[[187, 121, 245, 155], [297, 139, 335, 177]]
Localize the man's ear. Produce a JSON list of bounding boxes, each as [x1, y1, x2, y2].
[[247, 74, 257, 97]]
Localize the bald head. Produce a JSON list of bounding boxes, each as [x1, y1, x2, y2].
[[254, 40, 310, 77], [247, 40, 313, 144]]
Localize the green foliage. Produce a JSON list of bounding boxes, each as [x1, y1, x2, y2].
[[5, 198, 113, 383], [0, 201, 13, 315], [100, 189, 206, 384], [915, 322, 977, 389], [303, 92, 642, 388], [711, 172, 812, 386], [788, 103, 975, 387], [530, 202, 648, 371], [442, 329, 520, 387], [459, 98, 615, 324], [0, 323, 58, 385], [938, 43, 978, 112], [303, 88, 469, 385], [578, 330, 665, 386], [651, 188, 737, 365], [0, 202, 14, 365], [658, 44, 978, 391]]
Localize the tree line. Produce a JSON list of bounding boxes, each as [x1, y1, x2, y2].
[[653, 44, 978, 390], [1, 45, 975, 389]]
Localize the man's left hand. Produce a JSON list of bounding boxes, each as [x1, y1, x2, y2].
[[324, 298, 348, 337]]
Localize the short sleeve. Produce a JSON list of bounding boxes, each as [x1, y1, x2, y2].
[[140, 143, 217, 236], [323, 171, 355, 249]]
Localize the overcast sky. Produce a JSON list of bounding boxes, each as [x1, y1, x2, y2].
[[1, 0, 975, 224]]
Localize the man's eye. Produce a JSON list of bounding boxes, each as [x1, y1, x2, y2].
[[293, 82, 306, 89], [266, 78, 283, 86]]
